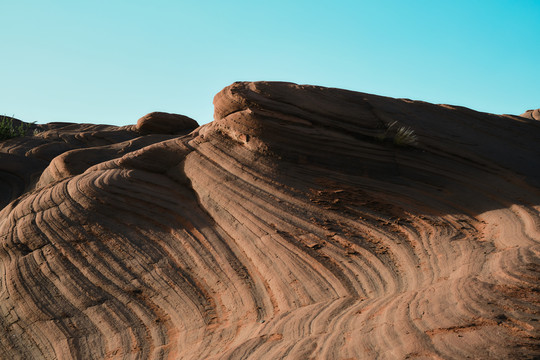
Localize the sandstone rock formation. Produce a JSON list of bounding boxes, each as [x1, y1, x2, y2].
[[136, 112, 198, 135], [0, 82, 539, 359], [521, 108, 540, 121]]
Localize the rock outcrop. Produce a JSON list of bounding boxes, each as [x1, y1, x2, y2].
[[136, 112, 198, 135], [521, 108, 540, 121], [0, 82, 539, 359]]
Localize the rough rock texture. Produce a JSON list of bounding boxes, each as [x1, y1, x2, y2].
[[0, 82, 539, 359]]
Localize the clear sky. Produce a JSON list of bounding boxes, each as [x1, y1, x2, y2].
[[1, 0, 539, 126]]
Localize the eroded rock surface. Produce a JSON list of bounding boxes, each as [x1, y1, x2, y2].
[[521, 108, 540, 121], [1, 82, 539, 359], [136, 112, 198, 135]]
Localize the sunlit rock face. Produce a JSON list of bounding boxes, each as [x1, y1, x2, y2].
[[0, 82, 539, 359], [521, 108, 540, 121]]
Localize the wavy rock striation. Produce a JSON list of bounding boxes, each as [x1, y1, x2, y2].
[[1, 82, 539, 359]]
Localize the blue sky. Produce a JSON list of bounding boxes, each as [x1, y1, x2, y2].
[[1, 0, 539, 126]]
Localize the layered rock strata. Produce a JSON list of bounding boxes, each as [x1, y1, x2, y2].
[[0, 82, 539, 359]]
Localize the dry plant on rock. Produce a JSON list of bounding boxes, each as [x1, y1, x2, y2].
[[378, 120, 419, 147], [393, 124, 418, 146]]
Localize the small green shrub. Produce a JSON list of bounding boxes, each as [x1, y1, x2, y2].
[[0, 115, 31, 141]]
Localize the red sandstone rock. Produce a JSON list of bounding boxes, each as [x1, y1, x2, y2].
[[521, 108, 540, 120], [0, 82, 539, 359], [136, 111, 198, 135]]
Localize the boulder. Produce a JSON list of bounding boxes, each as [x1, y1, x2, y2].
[[136, 111, 198, 135]]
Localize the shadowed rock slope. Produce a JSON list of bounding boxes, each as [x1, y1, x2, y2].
[[1, 82, 539, 359]]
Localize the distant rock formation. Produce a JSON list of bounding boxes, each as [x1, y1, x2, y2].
[[521, 108, 540, 121], [0, 82, 539, 359], [136, 111, 198, 135]]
